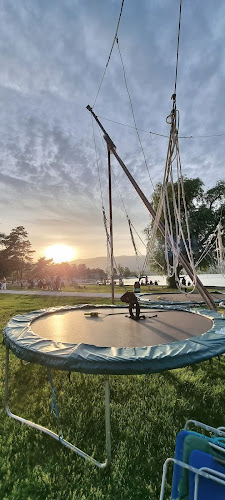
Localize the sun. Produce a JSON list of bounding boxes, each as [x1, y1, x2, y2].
[[45, 245, 76, 263]]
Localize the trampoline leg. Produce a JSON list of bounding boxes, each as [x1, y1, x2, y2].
[[105, 375, 111, 464], [5, 348, 111, 468], [5, 347, 10, 413]]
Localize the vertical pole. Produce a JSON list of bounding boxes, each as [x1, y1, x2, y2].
[[5, 346, 9, 413], [105, 375, 111, 464], [108, 147, 114, 304]]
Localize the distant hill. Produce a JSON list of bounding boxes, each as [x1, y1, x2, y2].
[[72, 255, 146, 272]]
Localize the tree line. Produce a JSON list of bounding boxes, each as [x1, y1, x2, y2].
[[0, 226, 107, 282]]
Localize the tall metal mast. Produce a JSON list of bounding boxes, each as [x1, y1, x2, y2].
[[87, 105, 216, 310], [107, 146, 115, 304]]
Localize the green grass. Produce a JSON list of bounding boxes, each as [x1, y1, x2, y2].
[[7, 284, 177, 294], [1, 294, 225, 499]]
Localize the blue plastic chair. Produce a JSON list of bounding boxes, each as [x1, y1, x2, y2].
[[189, 449, 225, 499]]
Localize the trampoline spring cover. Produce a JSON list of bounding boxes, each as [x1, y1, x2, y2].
[[3, 304, 225, 375]]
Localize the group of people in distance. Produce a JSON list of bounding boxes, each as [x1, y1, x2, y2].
[[0, 277, 7, 290], [180, 276, 192, 292], [26, 276, 61, 290], [133, 278, 158, 293]]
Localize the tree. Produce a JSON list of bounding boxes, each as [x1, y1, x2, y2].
[[0, 233, 8, 276], [74, 264, 88, 279], [118, 264, 124, 277], [205, 180, 225, 210], [145, 178, 225, 287], [118, 265, 131, 278], [89, 267, 107, 280], [123, 267, 131, 278], [32, 257, 54, 279], [1, 226, 35, 279], [54, 262, 74, 281]]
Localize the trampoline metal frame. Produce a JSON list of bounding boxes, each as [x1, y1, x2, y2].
[[5, 347, 111, 468]]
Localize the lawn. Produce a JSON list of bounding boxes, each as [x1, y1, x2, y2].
[[1, 294, 225, 499], [6, 283, 175, 294]]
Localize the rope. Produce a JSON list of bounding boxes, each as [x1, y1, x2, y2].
[[110, 165, 148, 277], [111, 166, 129, 218], [164, 114, 197, 292], [174, 0, 183, 95], [127, 217, 142, 277], [145, 114, 177, 267], [111, 164, 146, 250], [93, 0, 125, 108], [97, 115, 170, 137], [195, 240, 216, 268], [194, 228, 218, 268], [129, 221, 146, 249], [216, 222, 225, 275], [116, 38, 155, 192], [96, 114, 225, 139], [91, 118, 111, 278], [146, 103, 197, 293], [94, 130, 128, 288], [98, 132, 146, 278], [151, 0, 197, 293], [91, 116, 104, 207], [112, 186, 161, 275], [92, 117, 112, 277]]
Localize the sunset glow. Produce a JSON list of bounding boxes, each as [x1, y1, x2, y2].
[[45, 245, 76, 263]]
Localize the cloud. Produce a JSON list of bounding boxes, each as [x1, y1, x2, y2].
[[0, 0, 224, 260]]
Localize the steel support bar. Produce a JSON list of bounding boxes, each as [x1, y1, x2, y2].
[[108, 147, 115, 304], [87, 105, 216, 310], [5, 347, 111, 468]]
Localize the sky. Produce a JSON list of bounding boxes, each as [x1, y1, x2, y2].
[[0, 0, 225, 262]]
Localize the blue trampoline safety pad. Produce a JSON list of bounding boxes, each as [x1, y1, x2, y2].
[[3, 304, 225, 375]]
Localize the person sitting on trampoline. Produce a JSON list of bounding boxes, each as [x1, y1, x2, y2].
[[121, 291, 141, 320]]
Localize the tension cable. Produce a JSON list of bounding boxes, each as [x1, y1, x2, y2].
[[93, 0, 125, 108]]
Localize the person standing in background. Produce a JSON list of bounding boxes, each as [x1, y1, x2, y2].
[[1, 277, 6, 290], [134, 280, 140, 293]]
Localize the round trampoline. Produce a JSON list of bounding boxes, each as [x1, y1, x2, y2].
[[3, 303, 225, 468], [3, 304, 225, 375], [139, 291, 225, 307]]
